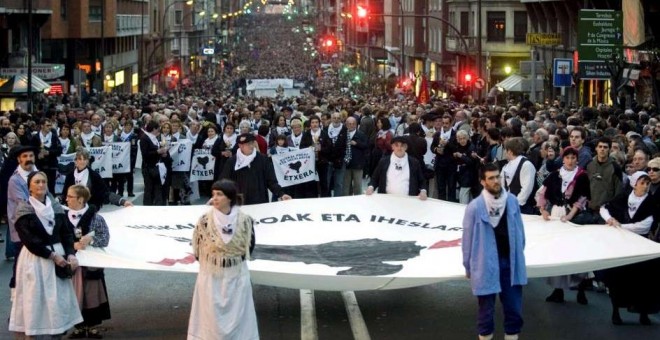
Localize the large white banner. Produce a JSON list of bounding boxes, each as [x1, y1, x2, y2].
[[111, 142, 131, 174], [55, 153, 77, 194], [88, 146, 113, 178], [189, 148, 215, 182], [246, 78, 293, 90], [78, 196, 660, 291], [271, 147, 318, 187], [170, 140, 193, 172]]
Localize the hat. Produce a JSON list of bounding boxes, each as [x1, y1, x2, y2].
[[391, 136, 408, 145], [237, 133, 256, 144], [561, 146, 579, 158], [629, 171, 650, 188], [10, 145, 39, 159]]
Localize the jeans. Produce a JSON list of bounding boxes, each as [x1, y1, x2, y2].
[[476, 257, 523, 336]]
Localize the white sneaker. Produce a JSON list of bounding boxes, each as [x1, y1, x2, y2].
[[479, 335, 493, 340], [504, 334, 519, 340]]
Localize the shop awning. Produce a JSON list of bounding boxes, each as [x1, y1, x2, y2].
[[495, 74, 524, 92]]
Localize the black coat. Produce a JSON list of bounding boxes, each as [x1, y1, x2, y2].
[[30, 128, 62, 170], [63, 167, 109, 210], [369, 155, 427, 196], [220, 152, 285, 205], [430, 130, 457, 169], [453, 142, 477, 188], [319, 125, 348, 169], [345, 130, 368, 170], [15, 205, 75, 259]]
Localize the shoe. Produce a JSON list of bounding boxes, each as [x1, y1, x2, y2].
[[640, 313, 651, 325], [478, 334, 493, 340], [87, 327, 104, 339], [128, 193, 135, 197], [68, 327, 87, 339], [504, 334, 519, 340], [612, 310, 623, 325], [577, 289, 588, 305], [545, 288, 565, 303]]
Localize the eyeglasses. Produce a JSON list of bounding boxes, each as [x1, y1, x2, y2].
[[647, 167, 660, 173]]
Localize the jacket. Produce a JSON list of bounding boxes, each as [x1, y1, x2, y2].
[[345, 130, 368, 170], [462, 193, 528, 296], [369, 154, 427, 196], [586, 156, 622, 210], [15, 198, 75, 259]]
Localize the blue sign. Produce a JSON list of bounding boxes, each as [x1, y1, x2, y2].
[[553, 58, 573, 87]]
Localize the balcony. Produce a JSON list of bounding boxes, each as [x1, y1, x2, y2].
[[116, 15, 149, 37]]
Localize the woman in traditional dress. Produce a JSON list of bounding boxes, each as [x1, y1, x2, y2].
[[66, 184, 111, 338], [600, 171, 658, 325], [9, 171, 83, 338], [535, 146, 591, 304], [187, 179, 258, 340]]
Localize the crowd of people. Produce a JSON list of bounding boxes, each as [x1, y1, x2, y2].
[[1, 12, 660, 340]]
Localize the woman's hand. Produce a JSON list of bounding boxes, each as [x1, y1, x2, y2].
[[67, 255, 79, 271], [74, 242, 86, 251], [541, 210, 550, 221], [52, 253, 67, 267], [607, 217, 620, 227]]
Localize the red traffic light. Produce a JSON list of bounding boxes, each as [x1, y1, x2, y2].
[[464, 73, 473, 82], [325, 39, 334, 47], [168, 68, 180, 79], [357, 5, 368, 18]]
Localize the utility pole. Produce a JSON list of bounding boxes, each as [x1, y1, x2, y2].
[[27, 0, 33, 114], [477, 0, 482, 99], [139, 0, 145, 93]]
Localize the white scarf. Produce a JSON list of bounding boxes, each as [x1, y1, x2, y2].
[[172, 132, 181, 141], [328, 123, 343, 140], [81, 131, 96, 146], [59, 137, 70, 153], [311, 128, 321, 144], [91, 124, 102, 135], [213, 205, 238, 244], [291, 133, 302, 148], [627, 192, 647, 219], [559, 167, 577, 193], [186, 130, 199, 142], [276, 126, 290, 136], [103, 133, 115, 143], [377, 129, 389, 139], [223, 134, 237, 149], [439, 127, 452, 141], [17, 166, 35, 183], [67, 203, 90, 229], [386, 153, 410, 195], [29, 196, 55, 235], [235, 148, 257, 171], [482, 188, 508, 227], [120, 130, 132, 142], [347, 130, 356, 141], [203, 135, 218, 149], [74, 167, 90, 186], [40, 131, 52, 148]]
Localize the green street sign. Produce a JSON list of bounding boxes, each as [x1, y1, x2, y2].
[[578, 10, 622, 63]]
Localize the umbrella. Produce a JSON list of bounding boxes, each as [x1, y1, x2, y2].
[[0, 74, 51, 94]]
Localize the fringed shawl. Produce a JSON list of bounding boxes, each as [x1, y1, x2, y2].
[[193, 209, 253, 273]]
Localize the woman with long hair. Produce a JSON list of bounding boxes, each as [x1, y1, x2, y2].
[[187, 179, 258, 340]]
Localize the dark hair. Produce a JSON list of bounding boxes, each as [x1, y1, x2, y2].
[[257, 124, 270, 136], [377, 116, 391, 130], [145, 120, 160, 132], [211, 179, 242, 206], [571, 126, 586, 139], [596, 136, 612, 149], [479, 162, 500, 180], [503, 137, 526, 156]]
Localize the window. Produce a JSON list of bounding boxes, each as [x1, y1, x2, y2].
[[514, 11, 527, 43], [61, 0, 67, 20], [175, 10, 183, 25], [460, 12, 469, 36], [89, 0, 102, 22], [487, 11, 505, 42]]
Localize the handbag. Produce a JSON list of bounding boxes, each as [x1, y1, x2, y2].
[[50, 243, 73, 279]]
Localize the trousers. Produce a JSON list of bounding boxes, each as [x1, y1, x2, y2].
[[476, 257, 523, 336]]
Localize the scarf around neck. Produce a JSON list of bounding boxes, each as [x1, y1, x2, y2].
[[627, 192, 647, 219], [204, 135, 219, 149], [213, 205, 239, 244], [74, 167, 90, 186], [559, 167, 578, 193], [59, 137, 70, 153], [40, 131, 52, 148], [120, 130, 133, 142], [29, 196, 55, 235], [81, 131, 96, 146], [67, 203, 90, 229], [235, 148, 257, 171], [328, 124, 343, 140], [482, 188, 507, 227]]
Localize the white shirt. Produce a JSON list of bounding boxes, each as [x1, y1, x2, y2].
[[501, 155, 536, 206], [386, 153, 410, 195]]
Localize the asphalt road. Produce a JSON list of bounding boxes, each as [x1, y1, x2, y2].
[[1, 172, 658, 339]]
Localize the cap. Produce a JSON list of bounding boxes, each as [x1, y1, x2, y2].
[[10, 145, 39, 159], [237, 133, 256, 144], [629, 171, 650, 188], [391, 136, 408, 145]]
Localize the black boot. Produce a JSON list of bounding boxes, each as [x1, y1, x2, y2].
[[612, 305, 623, 325], [546, 288, 565, 303], [577, 288, 588, 305]]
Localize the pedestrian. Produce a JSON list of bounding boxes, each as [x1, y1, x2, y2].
[[462, 162, 527, 340], [139, 120, 170, 205], [31, 118, 62, 194], [365, 136, 427, 200], [220, 133, 291, 204], [10, 171, 83, 338], [187, 179, 259, 340], [501, 137, 537, 214]]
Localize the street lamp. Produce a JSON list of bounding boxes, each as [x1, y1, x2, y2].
[[179, 8, 206, 83]]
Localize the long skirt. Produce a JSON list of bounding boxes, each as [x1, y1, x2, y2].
[[9, 243, 83, 336], [187, 262, 259, 340], [72, 267, 111, 326]]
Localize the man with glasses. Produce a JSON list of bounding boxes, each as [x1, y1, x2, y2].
[[582, 137, 623, 224], [569, 126, 592, 168], [648, 158, 660, 196]]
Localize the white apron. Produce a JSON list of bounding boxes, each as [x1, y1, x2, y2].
[[9, 243, 83, 336], [187, 261, 259, 340]]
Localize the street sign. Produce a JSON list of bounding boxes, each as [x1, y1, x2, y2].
[[202, 48, 215, 55], [474, 78, 485, 89], [526, 33, 561, 46], [553, 58, 573, 87], [577, 9, 622, 80]]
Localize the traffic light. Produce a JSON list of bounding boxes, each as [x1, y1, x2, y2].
[[324, 38, 334, 48], [357, 5, 367, 18], [356, 4, 368, 30], [464, 73, 473, 83]]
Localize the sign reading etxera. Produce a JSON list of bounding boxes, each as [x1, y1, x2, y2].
[[577, 10, 622, 80]]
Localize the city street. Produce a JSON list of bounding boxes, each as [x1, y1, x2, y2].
[[1, 173, 659, 339]]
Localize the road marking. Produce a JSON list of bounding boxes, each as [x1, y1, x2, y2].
[[342, 291, 371, 340], [300, 289, 318, 340]]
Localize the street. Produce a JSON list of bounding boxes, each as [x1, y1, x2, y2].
[[1, 172, 659, 339]]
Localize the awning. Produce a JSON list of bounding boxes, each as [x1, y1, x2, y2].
[[0, 74, 51, 94], [495, 74, 524, 92]]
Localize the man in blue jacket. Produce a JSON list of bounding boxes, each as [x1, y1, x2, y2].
[[462, 162, 527, 340]]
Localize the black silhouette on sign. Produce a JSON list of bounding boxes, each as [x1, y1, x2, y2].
[[197, 156, 210, 169], [252, 238, 424, 276], [288, 161, 302, 173]]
